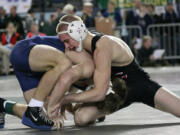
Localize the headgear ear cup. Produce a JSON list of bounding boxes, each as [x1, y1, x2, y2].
[[57, 21, 87, 52]]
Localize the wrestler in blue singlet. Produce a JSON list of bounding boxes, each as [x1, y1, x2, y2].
[[10, 36, 65, 92]]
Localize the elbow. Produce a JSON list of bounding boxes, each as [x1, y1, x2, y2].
[[96, 92, 106, 101], [97, 94, 105, 101], [95, 85, 109, 102]]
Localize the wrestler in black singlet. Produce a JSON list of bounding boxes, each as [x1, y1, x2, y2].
[[91, 34, 162, 110]]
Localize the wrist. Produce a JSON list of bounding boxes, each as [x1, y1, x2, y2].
[[63, 94, 72, 105]]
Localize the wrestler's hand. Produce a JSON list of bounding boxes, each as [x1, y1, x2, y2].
[[48, 97, 67, 120], [52, 112, 64, 129], [47, 103, 61, 120]]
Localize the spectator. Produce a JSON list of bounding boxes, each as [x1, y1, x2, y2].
[[138, 4, 153, 35], [126, 0, 141, 26], [7, 6, 25, 39], [101, 0, 122, 26], [147, 4, 161, 24], [81, 2, 95, 28], [138, 36, 156, 66], [41, 13, 57, 35], [138, 36, 167, 67], [159, 2, 180, 60], [120, 10, 129, 44], [63, 4, 76, 15], [25, 8, 39, 33], [0, 7, 8, 30], [160, 2, 180, 23], [0, 22, 20, 75], [26, 23, 46, 38], [126, 0, 141, 38], [51, 5, 65, 35]]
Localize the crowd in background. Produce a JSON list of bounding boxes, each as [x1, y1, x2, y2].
[[0, 0, 180, 75]]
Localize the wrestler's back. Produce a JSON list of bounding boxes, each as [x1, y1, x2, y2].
[[15, 36, 65, 52], [101, 35, 134, 67]]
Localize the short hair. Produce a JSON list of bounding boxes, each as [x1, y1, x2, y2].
[[28, 8, 34, 14], [142, 35, 151, 44], [148, 3, 155, 10], [83, 2, 93, 7], [6, 22, 15, 28], [109, 0, 115, 6], [11, 5, 17, 10], [63, 4, 74, 13], [56, 15, 82, 33]]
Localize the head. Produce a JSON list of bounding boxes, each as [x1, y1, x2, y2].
[[63, 4, 75, 15], [57, 5, 63, 16], [0, 7, 4, 15], [108, 1, 116, 12], [28, 8, 35, 17], [6, 22, 16, 34], [30, 23, 39, 34], [142, 36, 152, 49], [166, 2, 174, 13], [56, 15, 87, 52], [10, 6, 17, 16], [147, 4, 155, 14], [83, 2, 93, 16], [134, 0, 141, 9], [50, 14, 57, 23], [140, 4, 148, 14]]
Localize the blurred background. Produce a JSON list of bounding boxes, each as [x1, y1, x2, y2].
[[0, 0, 180, 75]]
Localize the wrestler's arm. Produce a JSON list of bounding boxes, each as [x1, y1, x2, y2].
[[64, 42, 112, 103], [47, 50, 94, 115]]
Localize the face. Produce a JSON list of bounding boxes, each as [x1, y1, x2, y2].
[[108, 2, 115, 10], [167, 4, 174, 12], [144, 39, 152, 49], [140, 5, 147, 13], [134, 0, 141, 9], [10, 6, 16, 15], [58, 34, 79, 51], [84, 6, 93, 14], [6, 23, 15, 33], [31, 24, 39, 33]]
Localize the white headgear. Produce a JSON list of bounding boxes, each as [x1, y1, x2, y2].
[[56, 20, 87, 52]]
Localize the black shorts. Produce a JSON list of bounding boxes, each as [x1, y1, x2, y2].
[[111, 59, 162, 108]]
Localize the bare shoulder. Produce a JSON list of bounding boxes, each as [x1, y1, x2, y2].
[[96, 35, 112, 50]]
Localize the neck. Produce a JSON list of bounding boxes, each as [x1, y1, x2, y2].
[[82, 32, 95, 52]]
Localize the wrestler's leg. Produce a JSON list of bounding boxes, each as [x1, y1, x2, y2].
[[23, 88, 36, 103], [74, 106, 105, 126], [154, 87, 180, 117], [4, 87, 49, 119], [13, 103, 27, 118], [28, 45, 72, 102], [3, 88, 36, 119]]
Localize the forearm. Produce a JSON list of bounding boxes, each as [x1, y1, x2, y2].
[[64, 88, 105, 104], [33, 65, 70, 101], [48, 67, 82, 108]]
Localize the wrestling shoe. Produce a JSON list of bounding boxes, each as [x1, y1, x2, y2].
[[22, 106, 54, 131], [0, 112, 5, 129]]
